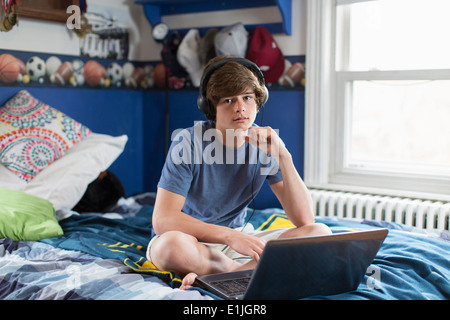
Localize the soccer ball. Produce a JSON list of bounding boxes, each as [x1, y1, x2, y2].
[[26, 56, 46, 83], [107, 62, 123, 87], [70, 59, 85, 86]]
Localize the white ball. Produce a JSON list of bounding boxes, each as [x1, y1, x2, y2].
[[122, 62, 134, 80], [26, 56, 46, 82], [46, 56, 62, 77], [72, 59, 84, 75]]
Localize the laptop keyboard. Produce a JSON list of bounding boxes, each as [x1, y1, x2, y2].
[[211, 277, 251, 296]]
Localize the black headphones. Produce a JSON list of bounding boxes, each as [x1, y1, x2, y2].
[[197, 57, 269, 118]]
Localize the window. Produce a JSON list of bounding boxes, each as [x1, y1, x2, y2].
[[305, 0, 450, 201]]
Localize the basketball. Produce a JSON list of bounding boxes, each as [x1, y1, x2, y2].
[[84, 60, 106, 87], [0, 53, 25, 83], [153, 63, 167, 89], [280, 62, 305, 88]]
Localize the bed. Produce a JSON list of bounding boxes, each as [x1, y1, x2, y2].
[[1, 89, 449, 301], [0, 191, 449, 300]]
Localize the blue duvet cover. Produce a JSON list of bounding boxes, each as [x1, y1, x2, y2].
[[0, 193, 449, 300]]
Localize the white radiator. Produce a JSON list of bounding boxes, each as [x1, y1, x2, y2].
[[310, 189, 450, 232]]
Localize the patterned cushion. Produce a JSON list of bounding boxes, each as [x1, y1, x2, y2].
[[0, 90, 91, 182]]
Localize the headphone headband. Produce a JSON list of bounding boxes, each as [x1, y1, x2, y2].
[[197, 57, 269, 118]]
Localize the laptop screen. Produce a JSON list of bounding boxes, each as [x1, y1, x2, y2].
[[244, 229, 387, 299]]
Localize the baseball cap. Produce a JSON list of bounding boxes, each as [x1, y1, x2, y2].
[[246, 26, 285, 84], [214, 22, 248, 58], [199, 28, 218, 65], [177, 29, 203, 87]]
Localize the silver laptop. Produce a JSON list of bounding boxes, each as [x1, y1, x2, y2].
[[194, 228, 388, 300]]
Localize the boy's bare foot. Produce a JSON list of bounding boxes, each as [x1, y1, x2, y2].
[[180, 272, 198, 290]]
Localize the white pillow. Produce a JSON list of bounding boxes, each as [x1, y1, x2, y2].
[[0, 133, 127, 211]]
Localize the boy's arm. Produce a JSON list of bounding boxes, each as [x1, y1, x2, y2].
[[152, 187, 229, 242], [269, 160, 315, 227], [152, 187, 266, 261], [246, 127, 315, 227]]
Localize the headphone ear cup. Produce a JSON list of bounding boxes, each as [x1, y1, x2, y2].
[[197, 94, 211, 116]]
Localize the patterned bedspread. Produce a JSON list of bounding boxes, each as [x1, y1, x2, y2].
[[0, 238, 209, 300], [0, 193, 449, 300]]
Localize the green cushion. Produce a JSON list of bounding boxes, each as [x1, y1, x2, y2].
[[0, 188, 63, 241]]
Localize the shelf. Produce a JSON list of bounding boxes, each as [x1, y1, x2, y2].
[[136, 0, 292, 35]]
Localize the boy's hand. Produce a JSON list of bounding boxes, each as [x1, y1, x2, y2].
[[245, 126, 287, 161], [226, 230, 267, 262]]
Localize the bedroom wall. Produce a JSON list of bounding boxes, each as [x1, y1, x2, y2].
[[0, 0, 156, 60], [0, 0, 306, 59], [0, 0, 308, 209]]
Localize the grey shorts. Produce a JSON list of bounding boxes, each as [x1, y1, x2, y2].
[[145, 224, 290, 264]]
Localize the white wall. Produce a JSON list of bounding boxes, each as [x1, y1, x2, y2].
[[0, 0, 306, 61]]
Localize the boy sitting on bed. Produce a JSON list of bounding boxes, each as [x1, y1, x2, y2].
[[146, 56, 331, 289]]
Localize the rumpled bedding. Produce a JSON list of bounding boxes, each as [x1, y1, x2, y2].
[[0, 193, 449, 300], [0, 238, 208, 300]]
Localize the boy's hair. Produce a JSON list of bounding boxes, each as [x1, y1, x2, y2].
[[204, 56, 266, 121]]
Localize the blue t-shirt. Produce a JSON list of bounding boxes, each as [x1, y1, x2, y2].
[[157, 121, 283, 229]]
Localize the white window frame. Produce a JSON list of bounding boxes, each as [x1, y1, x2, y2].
[[304, 0, 450, 201]]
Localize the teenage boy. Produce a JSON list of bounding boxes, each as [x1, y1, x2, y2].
[[146, 56, 331, 289]]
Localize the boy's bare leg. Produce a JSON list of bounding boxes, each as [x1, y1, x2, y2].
[[277, 222, 332, 240], [180, 222, 332, 289], [150, 231, 242, 279], [231, 222, 332, 272]]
